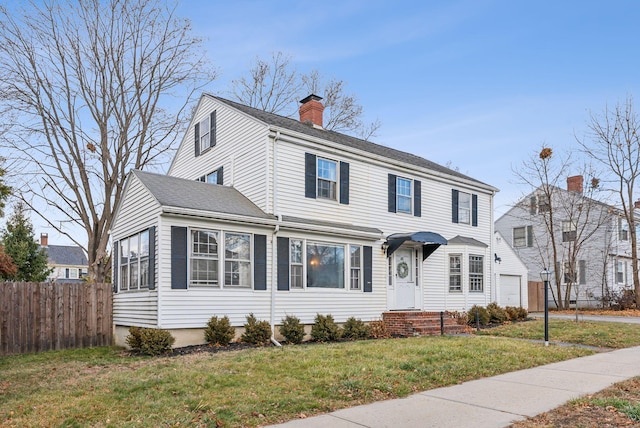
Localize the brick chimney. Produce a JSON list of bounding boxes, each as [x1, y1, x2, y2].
[[299, 94, 324, 128], [567, 175, 583, 194], [40, 233, 48, 247]]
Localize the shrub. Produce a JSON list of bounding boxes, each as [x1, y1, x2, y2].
[[505, 306, 519, 321], [204, 315, 235, 346], [342, 317, 372, 340], [450, 311, 469, 325], [126, 326, 175, 356], [279, 315, 305, 344], [467, 305, 490, 326], [487, 302, 508, 324], [240, 313, 272, 345], [369, 319, 391, 339], [310, 314, 341, 342], [516, 306, 529, 320]]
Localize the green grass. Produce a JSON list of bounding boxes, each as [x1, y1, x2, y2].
[[0, 336, 593, 427], [474, 318, 640, 348]]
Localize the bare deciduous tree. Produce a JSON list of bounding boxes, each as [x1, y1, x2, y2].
[[0, 0, 214, 282], [230, 51, 381, 140], [578, 97, 640, 307], [515, 146, 610, 311]]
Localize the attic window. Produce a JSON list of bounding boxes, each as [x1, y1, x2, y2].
[[199, 116, 211, 152]]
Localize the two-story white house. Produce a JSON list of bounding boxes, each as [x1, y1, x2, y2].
[[495, 175, 635, 308], [111, 94, 502, 346]]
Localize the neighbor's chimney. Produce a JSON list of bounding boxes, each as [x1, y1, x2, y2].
[[40, 233, 48, 247], [567, 175, 583, 194], [299, 94, 324, 128]]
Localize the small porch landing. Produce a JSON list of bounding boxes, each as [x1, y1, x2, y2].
[[382, 311, 468, 337]]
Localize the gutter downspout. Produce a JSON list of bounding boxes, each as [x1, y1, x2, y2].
[[270, 131, 282, 347]]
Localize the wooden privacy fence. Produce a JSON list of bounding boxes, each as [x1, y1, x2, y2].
[[0, 282, 113, 355]]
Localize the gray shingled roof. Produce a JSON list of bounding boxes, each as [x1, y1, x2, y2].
[[211, 95, 493, 188], [133, 170, 274, 219], [448, 235, 488, 247], [44, 245, 88, 266]]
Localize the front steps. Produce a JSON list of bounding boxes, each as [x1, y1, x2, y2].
[[382, 311, 468, 337]]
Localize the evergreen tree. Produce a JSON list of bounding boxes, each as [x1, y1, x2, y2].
[[0, 164, 10, 218], [1, 202, 51, 282]]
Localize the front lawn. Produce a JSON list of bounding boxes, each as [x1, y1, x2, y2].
[[475, 318, 640, 349], [0, 335, 593, 427]]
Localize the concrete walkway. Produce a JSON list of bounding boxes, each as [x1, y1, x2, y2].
[[266, 345, 640, 428]]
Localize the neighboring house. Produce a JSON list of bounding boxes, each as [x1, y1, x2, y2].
[[111, 93, 503, 347], [40, 233, 88, 283], [495, 176, 634, 308], [493, 231, 529, 308]]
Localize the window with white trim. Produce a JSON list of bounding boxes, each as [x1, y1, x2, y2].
[[513, 227, 527, 248], [469, 255, 483, 292], [224, 233, 251, 287], [563, 261, 577, 284], [199, 116, 211, 153], [290, 239, 303, 289], [350, 245, 361, 290], [616, 260, 625, 284], [562, 221, 577, 242], [396, 177, 412, 214], [449, 254, 462, 292], [190, 230, 219, 286], [458, 191, 471, 224], [118, 229, 149, 291], [619, 219, 629, 241], [307, 242, 345, 288], [317, 158, 337, 200]]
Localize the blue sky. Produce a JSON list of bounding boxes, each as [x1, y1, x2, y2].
[[178, 0, 640, 218], [12, 0, 640, 246]]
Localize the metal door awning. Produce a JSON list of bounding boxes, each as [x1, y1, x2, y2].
[[385, 232, 447, 261]]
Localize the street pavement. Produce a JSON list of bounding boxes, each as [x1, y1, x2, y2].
[[265, 317, 640, 428]]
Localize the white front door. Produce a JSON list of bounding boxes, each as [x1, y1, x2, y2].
[[395, 249, 415, 309]]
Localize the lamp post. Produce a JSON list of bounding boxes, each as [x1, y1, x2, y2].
[[540, 269, 551, 346]]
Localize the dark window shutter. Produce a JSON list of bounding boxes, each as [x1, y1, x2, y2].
[[339, 161, 349, 205], [199, 175, 205, 182], [388, 174, 397, 213], [171, 226, 188, 289], [277, 237, 289, 290], [217, 166, 224, 185], [194, 123, 200, 157], [530, 196, 537, 214], [253, 234, 267, 290], [210, 111, 217, 148], [579, 260, 586, 285], [414, 180, 421, 217], [452, 189, 459, 223], [148, 226, 156, 290], [363, 245, 372, 292], [113, 241, 119, 293], [472, 194, 478, 227], [526, 225, 533, 247], [305, 153, 316, 199]]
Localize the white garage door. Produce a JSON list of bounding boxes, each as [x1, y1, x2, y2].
[[500, 275, 521, 307]]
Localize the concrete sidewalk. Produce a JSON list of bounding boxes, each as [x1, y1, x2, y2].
[[531, 312, 640, 324], [266, 346, 640, 428]]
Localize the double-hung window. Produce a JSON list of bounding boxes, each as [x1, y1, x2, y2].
[[307, 242, 345, 288], [563, 261, 577, 284], [616, 260, 625, 283], [191, 230, 219, 286], [350, 245, 362, 290], [396, 178, 412, 214], [317, 158, 337, 200], [199, 116, 211, 153], [458, 192, 471, 224], [449, 254, 462, 292], [619, 219, 629, 241], [290, 239, 304, 289], [562, 221, 577, 242], [224, 233, 251, 287], [118, 229, 150, 291], [469, 255, 483, 292]]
